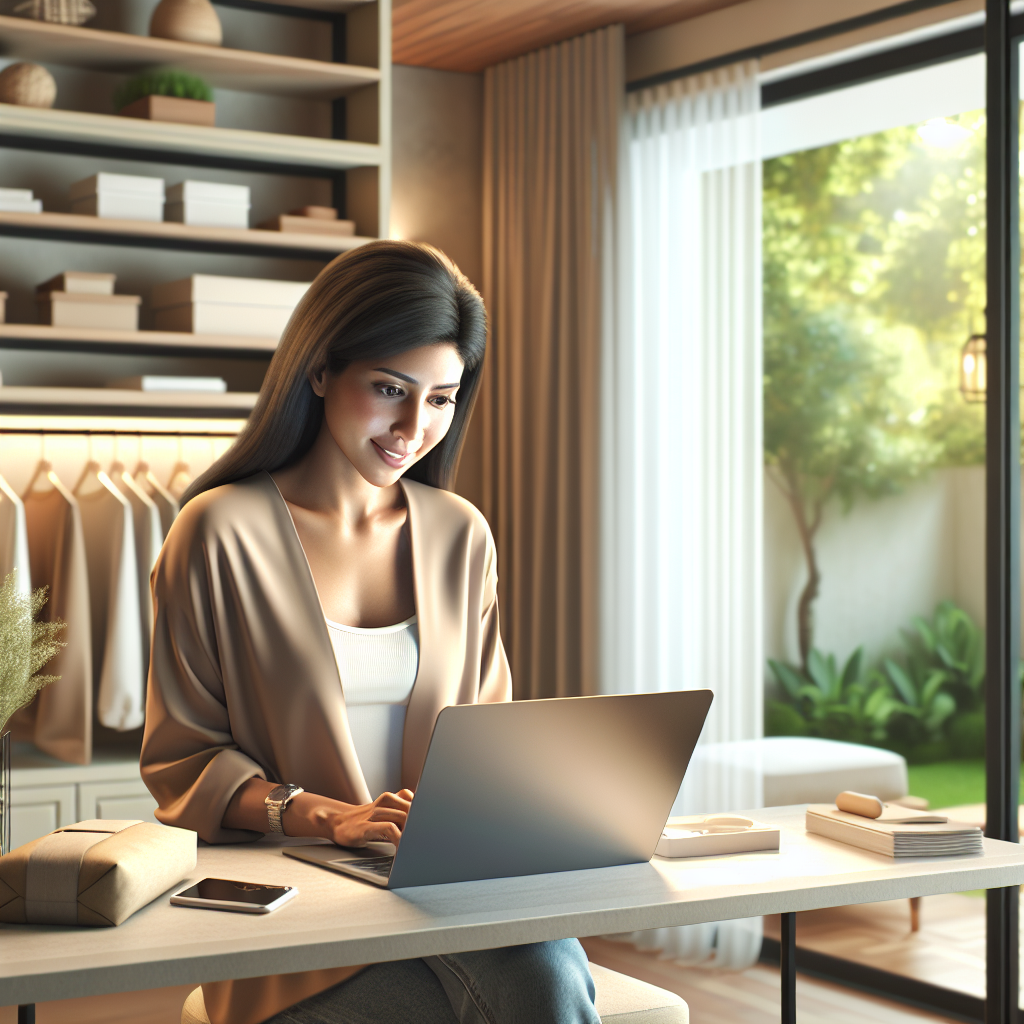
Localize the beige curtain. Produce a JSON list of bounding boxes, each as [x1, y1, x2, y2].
[[481, 25, 623, 700]]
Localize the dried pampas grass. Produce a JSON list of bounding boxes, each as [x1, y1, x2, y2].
[[0, 569, 66, 735]]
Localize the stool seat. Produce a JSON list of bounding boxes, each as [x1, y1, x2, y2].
[[181, 962, 688, 1023]]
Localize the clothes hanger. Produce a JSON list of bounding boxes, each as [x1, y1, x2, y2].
[[22, 433, 58, 497], [73, 432, 121, 498], [166, 433, 193, 500]]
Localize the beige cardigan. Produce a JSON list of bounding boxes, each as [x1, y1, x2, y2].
[[140, 471, 511, 1024]]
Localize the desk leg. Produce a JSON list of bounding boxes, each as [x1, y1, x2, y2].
[[781, 912, 796, 1024], [17, 1006, 35, 1024]]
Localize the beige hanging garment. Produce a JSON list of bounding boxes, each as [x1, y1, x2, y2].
[[166, 460, 192, 502], [112, 463, 162, 673], [17, 464, 92, 764], [133, 461, 178, 537], [0, 474, 30, 598], [75, 462, 144, 733]]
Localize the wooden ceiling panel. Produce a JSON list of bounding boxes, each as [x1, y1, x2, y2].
[[392, 0, 747, 73]]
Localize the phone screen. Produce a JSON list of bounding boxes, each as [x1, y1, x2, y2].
[[175, 878, 292, 906]]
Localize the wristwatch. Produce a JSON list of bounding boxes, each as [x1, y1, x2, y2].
[[265, 783, 304, 834]]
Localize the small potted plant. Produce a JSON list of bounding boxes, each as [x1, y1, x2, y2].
[[114, 70, 215, 128], [0, 569, 65, 856]]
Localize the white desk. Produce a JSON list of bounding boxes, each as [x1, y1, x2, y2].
[[2, 806, 1023, 1014]]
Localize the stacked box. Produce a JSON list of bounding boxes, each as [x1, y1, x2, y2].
[[165, 181, 251, 229], [0, 187, 42, 213], [151, 275, 310, 338], [70, 173, 165, 222], [259, 204, 356, 236], [37, 271, 141, 330]]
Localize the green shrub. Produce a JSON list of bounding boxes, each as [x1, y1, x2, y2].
[[765, 601, 1023, 763], [766, 647, 907, 746], [114, 71, 213, 112]]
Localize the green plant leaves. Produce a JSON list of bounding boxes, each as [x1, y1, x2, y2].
[[765, 600, 1021, 762]]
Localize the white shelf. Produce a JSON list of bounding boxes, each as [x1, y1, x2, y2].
[[0, 385, 258, 416], [0, 323, 279, 355], [0, 209, 374, 257], [0, 16, 380, 100], [0, 102, 380, 172]]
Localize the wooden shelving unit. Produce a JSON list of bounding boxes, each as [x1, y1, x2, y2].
[[0, 15, 380, 99], [0, 103, 381, 174], [0, 0, 392, 847], [0, 385, 259, 416], [0, 323, 279, 356], [0, 209, 373, 258]]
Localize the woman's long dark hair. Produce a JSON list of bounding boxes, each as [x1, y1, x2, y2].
[[182, 241, 487, 503]]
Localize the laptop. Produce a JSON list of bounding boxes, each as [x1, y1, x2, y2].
[[284, 689, 713, 889]]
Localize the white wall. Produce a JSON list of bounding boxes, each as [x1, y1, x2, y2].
[[765, 465, 986, 668]]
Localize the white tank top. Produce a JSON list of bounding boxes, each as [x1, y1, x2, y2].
[[324, 615, 419, 799]]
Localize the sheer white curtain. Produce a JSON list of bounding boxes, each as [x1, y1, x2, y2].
[[601, 60, 765, 968]]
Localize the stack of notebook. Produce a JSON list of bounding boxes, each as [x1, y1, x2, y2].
[[806, 804, 982, 857]]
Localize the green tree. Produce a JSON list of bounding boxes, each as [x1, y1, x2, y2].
[[764, 131, 945, 669]]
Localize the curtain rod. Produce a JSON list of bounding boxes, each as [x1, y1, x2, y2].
[[626, 0, 968, 92]]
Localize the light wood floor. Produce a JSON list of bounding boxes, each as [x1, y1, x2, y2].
[[0, 985, 195, 1024], [762, 894, 993, 1001], [581, 936, 961, 1024]]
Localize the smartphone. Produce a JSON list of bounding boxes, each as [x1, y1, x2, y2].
[[170, 878, 297, 914]]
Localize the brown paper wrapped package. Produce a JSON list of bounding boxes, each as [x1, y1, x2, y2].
[[0, 820, 196, 926]]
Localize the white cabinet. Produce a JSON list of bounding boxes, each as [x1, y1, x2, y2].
[[78, 780, 159, 823], [10, 745, 156, 846], [10, 784, 76, 850]]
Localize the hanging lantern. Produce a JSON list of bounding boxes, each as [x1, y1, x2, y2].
[[960, 332, 987, 403]]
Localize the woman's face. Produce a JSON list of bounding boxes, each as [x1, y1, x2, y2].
[[311, 342, 465, 488]]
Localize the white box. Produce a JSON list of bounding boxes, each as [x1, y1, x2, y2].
[[165, 200, 249, 229], [154, 303, 293, 339], [70, 173, 165, 200], [71, 194, 164, 222], [151, 274, 310, 310], [0, 188, 35, 203], [167, 181, 250, 205], [0, 199, 42, 213], [113, 375, 227, 393], [70, 173, 165, 222]]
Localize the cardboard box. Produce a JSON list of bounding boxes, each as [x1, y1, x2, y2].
[[289, 205, 338, 220], [152, 274, 310, 310], [154, 302, 293, 339], [37, 272, 116, 296], [259, 214, 356, 236], [118, 95, 216, 127], [38, 292, 141, 331]]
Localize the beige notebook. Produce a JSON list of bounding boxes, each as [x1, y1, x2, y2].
[[806, 805, 982, 857]]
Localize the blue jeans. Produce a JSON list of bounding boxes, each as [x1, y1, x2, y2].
[[265, 938, 601, 1024]]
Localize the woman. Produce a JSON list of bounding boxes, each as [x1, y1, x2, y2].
[[140, 242, 600, 1024]]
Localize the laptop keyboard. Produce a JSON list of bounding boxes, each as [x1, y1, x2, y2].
[[341, 856, 394, 877]]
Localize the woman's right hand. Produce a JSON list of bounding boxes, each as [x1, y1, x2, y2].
[[303, 789, 414, 847], [223, 778, 414, 846]]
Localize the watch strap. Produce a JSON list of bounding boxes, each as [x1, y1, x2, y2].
[[265, 784, 304, 834]]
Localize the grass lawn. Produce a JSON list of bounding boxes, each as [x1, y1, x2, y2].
[[907, 759, 1024, 809]]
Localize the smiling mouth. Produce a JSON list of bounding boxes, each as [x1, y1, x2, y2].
[[372, 440, 417, 464]]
